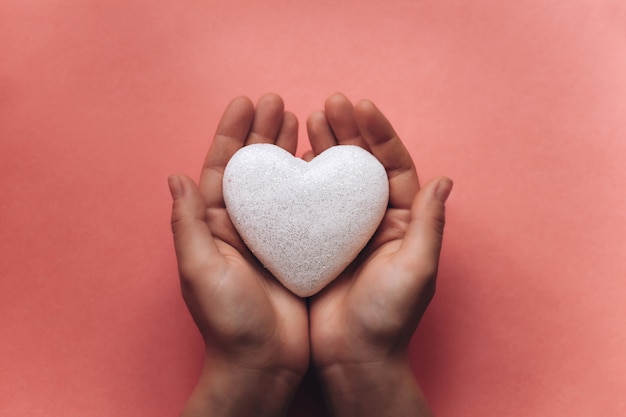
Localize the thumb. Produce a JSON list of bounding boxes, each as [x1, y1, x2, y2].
[[398, 176, 453, 277], [168, 174, 220, 279]]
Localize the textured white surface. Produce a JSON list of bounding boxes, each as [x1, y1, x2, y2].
[[223, 144, 389, 297]]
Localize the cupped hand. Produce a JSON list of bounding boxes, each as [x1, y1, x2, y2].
[[168, 94, 309, 416], [306, 93, 452, 416]]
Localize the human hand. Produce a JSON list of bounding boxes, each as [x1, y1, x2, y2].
[[168, 94, 309, 417], [306, 93, 452, 416]]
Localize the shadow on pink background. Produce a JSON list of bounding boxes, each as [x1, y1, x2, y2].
[[1, 1, 625, 415]]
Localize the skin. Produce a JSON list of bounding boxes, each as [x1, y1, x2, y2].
[[169, 94, 309, 417], [168, 93, 452, 417], [307, 94, 451, 416]]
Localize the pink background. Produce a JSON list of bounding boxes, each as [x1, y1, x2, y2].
[[1, 1, 625, 415]]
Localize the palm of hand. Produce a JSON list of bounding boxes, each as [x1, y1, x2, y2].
[[310, 207, 429, 368], [172, 91, 445, 377], [186, 235, 307, 371], [171, 93, 448, 417], [305, 94, 440, 370], [172, 94, 309, 377]]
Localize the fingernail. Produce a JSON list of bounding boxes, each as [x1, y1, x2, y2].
[[167, 175, 183, 200], [435, 177, 453, 203]]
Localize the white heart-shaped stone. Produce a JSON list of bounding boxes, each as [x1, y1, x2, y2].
[[223, 143, 389, 297]]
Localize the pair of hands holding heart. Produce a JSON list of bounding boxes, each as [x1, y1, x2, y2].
[[168, 93, 452, 417]]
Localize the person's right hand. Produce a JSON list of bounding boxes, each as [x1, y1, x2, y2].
[[168, 94, 309, 417], [306, 93, 452, 417]]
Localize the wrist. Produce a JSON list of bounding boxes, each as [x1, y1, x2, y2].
[[182, 355, 303, 417], [316, 354, 433, 417]]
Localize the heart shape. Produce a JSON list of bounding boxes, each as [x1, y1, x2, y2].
[[223, 143, 389, 297]]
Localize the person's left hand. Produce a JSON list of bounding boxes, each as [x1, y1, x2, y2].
[[168, 94, 309, 417]]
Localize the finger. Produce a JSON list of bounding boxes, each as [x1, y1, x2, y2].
[[354, 99, 419, 209], [301, 150, 315, 162], [200, 96, 255, 209], [245, 93, 285, 145], [397, 177, 452, 279], [168, 174, 221, 280], [275, 110, 298, 155], [306, 110, 336, 155], [324, 92, 369, 150]]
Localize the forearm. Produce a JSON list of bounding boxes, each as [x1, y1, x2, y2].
[[318, 355, 433, 417], [181, 356, 302, 417]]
